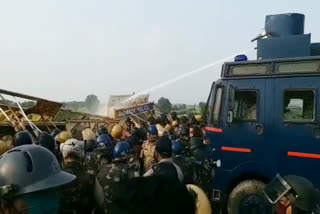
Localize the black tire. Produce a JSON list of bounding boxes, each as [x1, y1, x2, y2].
[[227, 180, 272, 214]]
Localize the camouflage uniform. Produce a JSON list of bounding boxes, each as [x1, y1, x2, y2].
[[173, 155, 197, 184], [83, 145, 112, 176], [97, 160, 140, 213], [61, 161, 96, 214], [194, 159, 213, 197], [178, 137, 191, 157], [173, 155, 212, 196]]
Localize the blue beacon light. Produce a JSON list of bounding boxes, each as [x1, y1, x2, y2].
[[234, 55, 248, 62]]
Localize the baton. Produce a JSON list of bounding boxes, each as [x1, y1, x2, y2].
[[0, 107, 21, 132], [40, 114, 51, 132], [127, 112, 147, 123], [42, 114, 59, 130], [13, 97, 42, 135], [0, 94, 24, 131], [48, 118, 58, 129]]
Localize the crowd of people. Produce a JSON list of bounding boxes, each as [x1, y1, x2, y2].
[[0, 112, 214, 214], [0, 112, 319, 214]]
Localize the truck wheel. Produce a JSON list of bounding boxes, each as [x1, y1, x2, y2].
[[227, 180, 271, 214]]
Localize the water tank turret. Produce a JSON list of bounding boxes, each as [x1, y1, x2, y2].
[[256, 13, 312, 59], [265, 13, 305, 37]]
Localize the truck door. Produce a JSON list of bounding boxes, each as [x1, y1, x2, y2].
[[222, 79, 266, 169], [274, 77, 320, 187]]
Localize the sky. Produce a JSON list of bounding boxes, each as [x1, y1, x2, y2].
[[0, 0, 319, 105]]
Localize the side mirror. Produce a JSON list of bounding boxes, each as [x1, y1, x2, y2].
[[227, 111, 233, 123]]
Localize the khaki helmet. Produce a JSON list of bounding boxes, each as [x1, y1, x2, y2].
[[57, 131, 72, 144], [158, 127, 169, 137], [186, 184, 212, 214], [156, 124, 163, 130], [111, 124, 123, 139], [172, 120, 179, 127], [1, 135, 13, 147], [0, 140, 12, 155], [165, 124, 172, 132], [82, 128, 96, 141], [195, 114, 203, 122]]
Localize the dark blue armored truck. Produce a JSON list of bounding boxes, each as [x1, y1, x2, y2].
[[205, 13, 320, 213]]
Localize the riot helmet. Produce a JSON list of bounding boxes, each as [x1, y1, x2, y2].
[[13, 131, 33, 147], [172, 140, 184, 156], [187, 184, 212, 214], [148, 125, 158, 135], [0, 140, 12, 156], [195, 115, 203, 123], [112, 141, 132, 160], [37, 132, 55, 152], [0, 145, 75, 197], [97, 134, 113, 151], [172, 121, 179, 127], [111, 124, 123, 139], [98, 125, 109, 136], [85, 139, 97, 153], [264, 174, 320, 211], [50, 128, 61, 138], [97, 134, 112, 145], [165, 124, 172, 132], [57, 131, 72, 144]]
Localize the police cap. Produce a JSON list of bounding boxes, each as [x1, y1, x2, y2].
[[156, 136, 172, 157]]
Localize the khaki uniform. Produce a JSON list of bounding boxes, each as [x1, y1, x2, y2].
[[140, 140, 157, 172]]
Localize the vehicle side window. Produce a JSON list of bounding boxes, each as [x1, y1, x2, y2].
[[206, 86, 215, 125], [234, 90, 258, 121], [283, 90, 315, 122], [212, 87, 223, 123]]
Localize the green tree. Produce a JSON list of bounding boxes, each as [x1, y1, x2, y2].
[[157, 97, 172, 113], [198, 102, 206, 115], [172, 104, 186, 110], [85, 94, 100, 113]]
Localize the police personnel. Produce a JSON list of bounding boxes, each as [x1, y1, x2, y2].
[[111, 124, 123, 142], [97, 141, 139, 213], [190, 126, 211, 162], [0, 145, 75, 214], [172, 140, 197, 184], [265, 175, 320, 214], [140, 125, 158, 172], [177, 125, 191, 155], [60, 138, 97, 214], [84, 134, 114, 176], [144, 136, 184, 183], [107, 176, 196, 214], [36, 132, 56, 154]]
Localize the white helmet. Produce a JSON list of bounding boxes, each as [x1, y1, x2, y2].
[[60, 138, 85, 159]]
